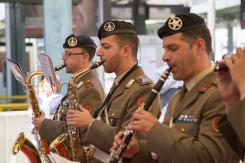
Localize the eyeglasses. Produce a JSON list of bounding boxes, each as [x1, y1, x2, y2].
[[62, 52, 86, 56]]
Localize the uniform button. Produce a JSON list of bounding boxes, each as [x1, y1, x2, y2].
[[181, 128, 185, 132]]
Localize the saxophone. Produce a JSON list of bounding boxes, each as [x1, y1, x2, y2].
[[12, 64, 65, 163], [49, 61, 104, 162]]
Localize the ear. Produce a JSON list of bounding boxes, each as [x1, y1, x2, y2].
[[121, 45, 131, 57], [82, 53, 90, 61], [195, 38, 205, 53]]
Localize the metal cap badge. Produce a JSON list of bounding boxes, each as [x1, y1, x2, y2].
[[68, 37, 77, 47], [168, 16, 183, 30], [104, 22, 115, 32]]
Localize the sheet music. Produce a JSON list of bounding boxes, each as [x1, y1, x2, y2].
[[49, 152, 79, 163], [6, 58, 27, 86], [38, 53, 57, 86]]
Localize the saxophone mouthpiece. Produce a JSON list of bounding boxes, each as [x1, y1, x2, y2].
[[54, 64, 66, 71], [91, 60, 105, 69]]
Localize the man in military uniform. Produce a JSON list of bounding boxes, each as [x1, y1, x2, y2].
[[32, 34, 105, 150], [113, 13, 239, 163], [66, 20, 161, 162], [217, 47, 245, 161]]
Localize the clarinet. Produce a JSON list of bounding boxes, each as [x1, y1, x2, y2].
[[109, 68, 171, 163], [214, 62, 228, 71]]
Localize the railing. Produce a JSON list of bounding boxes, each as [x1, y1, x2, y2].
[[0, 95, 29, 112]]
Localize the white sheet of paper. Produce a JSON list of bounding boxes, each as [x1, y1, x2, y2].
[[38, 53, 57, 86], [49, 152, 79, 163]]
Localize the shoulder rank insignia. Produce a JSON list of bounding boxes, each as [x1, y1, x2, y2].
[[212, 116, 221, 133], [77, 81, 84, 88], [125, 79, 135, 88], [82, 80, 94, 88], [136, 76, 152, 86]]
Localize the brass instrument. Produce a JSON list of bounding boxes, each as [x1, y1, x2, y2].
[[12, 64, 65, 163], [13, 132, 41, 163], [109, 68, 171, 163], [50, 61, 104, 162]]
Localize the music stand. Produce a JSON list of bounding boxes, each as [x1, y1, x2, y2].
[[6, 58, 27, 86]]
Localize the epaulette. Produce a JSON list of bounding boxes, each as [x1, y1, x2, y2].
[[136, 76, 152, 86], [82, 80, 94, 88]]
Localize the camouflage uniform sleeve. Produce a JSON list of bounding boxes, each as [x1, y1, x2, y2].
[[147, 88, 239, 163]]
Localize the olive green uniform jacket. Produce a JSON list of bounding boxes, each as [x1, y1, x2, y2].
[[145, 72, 239, 163], [218, 98, 245, 161], [86, 67, 161, 163], [39, 70, 105, 143]]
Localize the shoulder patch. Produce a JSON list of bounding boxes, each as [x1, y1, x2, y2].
[[136, 76, 152, 86], [82, 80, 94, 88]]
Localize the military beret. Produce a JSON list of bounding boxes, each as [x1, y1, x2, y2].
[[97, 20, 138, 39], [157, 13, 206, 39], [63, 34, 96, 49]]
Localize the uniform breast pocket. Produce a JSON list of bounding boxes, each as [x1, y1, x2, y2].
[[174, 122, 199, 137]]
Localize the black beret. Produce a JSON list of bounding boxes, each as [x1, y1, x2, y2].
[[157, 13, 206, 39], [63, 34, 96, 49], [97, 20, 138, 40]]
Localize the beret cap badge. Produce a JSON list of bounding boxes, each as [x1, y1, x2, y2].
[[68, 37, 77, 47], [168, 16, 183, 30], [104, 22, 115, 32]]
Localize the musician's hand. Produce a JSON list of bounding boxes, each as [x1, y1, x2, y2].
[[227, 47, 245, 97], [66, 106, 94, 128], [32, 112, 45, 131], [112, 131, 139, 159], [126, 109, 157, 136], [216, 47, 245, 112]]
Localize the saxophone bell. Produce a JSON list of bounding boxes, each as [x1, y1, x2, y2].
[[13, 132, 42, 163]]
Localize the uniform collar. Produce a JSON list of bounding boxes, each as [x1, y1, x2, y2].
[[185, 65, 213, 91], [114, 65, 135, 86]]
